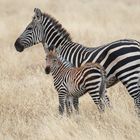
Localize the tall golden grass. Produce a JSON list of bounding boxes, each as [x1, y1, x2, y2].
[[0, 0, 140, 139]]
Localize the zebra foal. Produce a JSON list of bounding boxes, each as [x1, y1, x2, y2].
[[45, 47, 107, 115]]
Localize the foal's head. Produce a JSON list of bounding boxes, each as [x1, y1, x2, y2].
[[45, 47, 61, 74]]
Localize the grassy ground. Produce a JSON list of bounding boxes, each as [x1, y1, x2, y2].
[[0, 0, 140, 139]]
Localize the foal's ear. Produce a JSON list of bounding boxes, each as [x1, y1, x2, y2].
[[34, 8, 42, 20]]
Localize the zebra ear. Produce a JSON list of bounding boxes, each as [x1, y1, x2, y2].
[[34, 8, 42, 19]]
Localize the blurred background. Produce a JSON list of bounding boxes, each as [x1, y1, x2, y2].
[[0, 0, 140, 140]]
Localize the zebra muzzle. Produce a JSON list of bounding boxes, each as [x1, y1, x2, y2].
[[45, 66, 51, 74], [14, 38, 24, 52]]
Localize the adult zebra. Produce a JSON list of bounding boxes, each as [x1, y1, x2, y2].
[[14, 8, 140, 114]]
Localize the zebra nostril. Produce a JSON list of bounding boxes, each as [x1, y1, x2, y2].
[[45, 67, 51, 74], [14, 38, 24, 52]]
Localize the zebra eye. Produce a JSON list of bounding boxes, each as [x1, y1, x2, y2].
[[27, 27, 33, 31], [53, 59, 57, 63]]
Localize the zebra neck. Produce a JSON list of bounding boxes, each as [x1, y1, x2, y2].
[[51, 61, 68, 78], [41, 15, 72, 48], [55, 41, 85, 67], [42, 33, 70, 48]]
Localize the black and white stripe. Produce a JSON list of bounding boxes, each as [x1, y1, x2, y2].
[[45, 48, 107, 114], [14, 8, 140, 114]]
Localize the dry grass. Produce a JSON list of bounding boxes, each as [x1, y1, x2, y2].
[[0, 0, 140, 139]]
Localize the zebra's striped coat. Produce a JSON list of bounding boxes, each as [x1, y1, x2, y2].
[[14, 8, 140, 115], [45, 48, 107, 114]]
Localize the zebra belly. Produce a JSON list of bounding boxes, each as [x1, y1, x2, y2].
[[66, 82, 86, 97], [68, 88, 86, 97]]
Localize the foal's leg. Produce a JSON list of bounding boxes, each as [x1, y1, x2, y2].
[[102, 92, 111, 108], [73, 97, 79, 113], [88, 91, 105, 112], [58, 93, 66, 115], [86, 84, 106, 112], [65, 96, 73, 115], [65, 96, 79, 115]]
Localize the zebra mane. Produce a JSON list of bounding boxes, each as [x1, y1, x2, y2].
[[42, 13, 72, 41]]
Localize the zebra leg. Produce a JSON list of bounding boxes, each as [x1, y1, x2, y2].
[[118, 71, 140, 116], [99, 95, 109, 111], [73, 97, 79, 113], [88, 91, 105, 112], [99, 94, 112, 111], [65, 96, 73, 115], [58, 93, 66, 115], [134, 94, 140, 117], [103, 94, 111, 108], [86, 83, 110, 112], [65, 97, 79, 115]]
